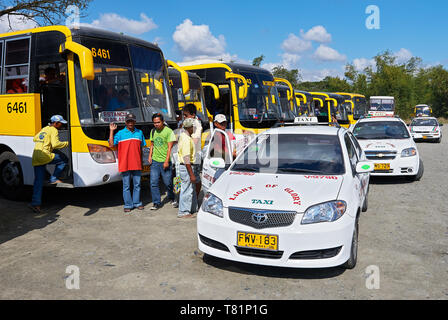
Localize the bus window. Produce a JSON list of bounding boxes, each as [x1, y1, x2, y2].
[[4, 38, 30, 94]]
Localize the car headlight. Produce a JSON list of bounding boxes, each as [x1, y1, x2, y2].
[[201, 193, 224, 218], [401, 147, 417, 157], [301, 200, 347, 225]]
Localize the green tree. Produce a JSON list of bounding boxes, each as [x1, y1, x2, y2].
[[272, 65, 300, 88], [252, 54, 265, 67]]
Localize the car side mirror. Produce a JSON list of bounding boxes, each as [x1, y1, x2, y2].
[[356, 161, 374, 174], [439, 123, 444, 127], [210, 157, 226, 169]]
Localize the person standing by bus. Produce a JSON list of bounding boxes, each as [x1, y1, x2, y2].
[[148, 113, 177, 210], [109, 113, 146, 213], [177, 118, 199, 218], [29, 115, 69, 213], [182, 104, 203, 197]]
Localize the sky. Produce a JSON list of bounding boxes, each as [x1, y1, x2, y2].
[[2, 0, 447, 81]]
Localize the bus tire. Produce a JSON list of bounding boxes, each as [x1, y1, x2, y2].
[[0, 151, 26, 201]]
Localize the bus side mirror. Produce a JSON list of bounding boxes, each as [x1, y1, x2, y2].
[[60, 40, 95, 80]]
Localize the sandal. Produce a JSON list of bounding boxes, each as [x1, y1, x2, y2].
[[28, 204, 42, 213], [124, 208, 132, 213]]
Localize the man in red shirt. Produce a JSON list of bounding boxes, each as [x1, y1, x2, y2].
[[109, 113, 146, 213]]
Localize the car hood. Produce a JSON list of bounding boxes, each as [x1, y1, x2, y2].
[[208, 171, 344, 212], [357, 139, 412, 152]]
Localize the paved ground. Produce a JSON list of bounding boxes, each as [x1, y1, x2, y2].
[[0, 128, 447, 300]]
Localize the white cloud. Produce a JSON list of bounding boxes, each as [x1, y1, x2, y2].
[[281, 33, 312, 54], [301, 68, 345, 82], [394, 48, 413, 64], [353, 57, 376, 71], [173, 19, 233, 61], [300, 25, 332, 43], [0, 14, 38, 33], [84, 13, 157, 35], [314, 45, 346, 62], [281, 53, 301, 69]]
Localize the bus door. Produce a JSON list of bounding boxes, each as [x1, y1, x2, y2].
[[201, 128, 233, 192], [37, 61, 72, 182]]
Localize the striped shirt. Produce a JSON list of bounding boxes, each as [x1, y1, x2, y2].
[[113, 128, 146, 172]]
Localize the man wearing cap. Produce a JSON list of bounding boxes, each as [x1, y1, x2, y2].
[[109, 113, 146, 213], [29, 115, 69, 213], [213, 114, 237, 159], [177, 118, 200, 218]]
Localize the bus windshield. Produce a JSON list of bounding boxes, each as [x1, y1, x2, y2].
[[370, 98, 394, 111], [353, 96, 367, 119], [238, 71, 281, 122], [277, 87, 296, 121], [415, 106, 431, 116], [76, 37, 174, 124]]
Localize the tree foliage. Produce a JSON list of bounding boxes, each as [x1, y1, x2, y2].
[[271, 65, 300, 88], [252, 54, 264, 67], [0, 0, 92, 27]]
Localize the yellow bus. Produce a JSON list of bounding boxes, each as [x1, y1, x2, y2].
[[180, 62, 283, 142], [335, 92, 368, 125], [294, 90, 313, 116], [413, 104, 432, 117], [309, 92, 350, 127], [0, 26, 178, 199]]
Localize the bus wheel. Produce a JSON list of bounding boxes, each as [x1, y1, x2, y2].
[[0, 151, 25, 200]]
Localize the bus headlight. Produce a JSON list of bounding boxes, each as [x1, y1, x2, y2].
[[87, 144, 116, 164], [301, 201, 347, 225]]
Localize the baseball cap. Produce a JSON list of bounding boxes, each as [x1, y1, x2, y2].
[[50, 115, 67, 124], [125, 113, 137, 122], [214, 114, 227, 123], [183, 117, 195, 128]]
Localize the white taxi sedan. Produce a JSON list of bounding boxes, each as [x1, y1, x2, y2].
[[351, 116, 424, 181], [197, 124, 373, 269], [409, 117, 443, 143]]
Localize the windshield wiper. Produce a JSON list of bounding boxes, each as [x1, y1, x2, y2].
[[277, 168, 325, 174]]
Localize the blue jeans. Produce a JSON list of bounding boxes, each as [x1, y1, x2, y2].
[[178, 165, 200, 216], [150, 161, 174, 205], [31, 152, 67, 206], [122, 170, 142, 209]]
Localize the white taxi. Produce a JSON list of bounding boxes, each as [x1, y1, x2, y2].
[[197, 123, 373, 269], [351, 116, 424, 181], [409, 117, 443, 143]]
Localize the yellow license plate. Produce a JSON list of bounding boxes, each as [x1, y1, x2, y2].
[[237, 232, 278, 251], [422, 136, 428, 139], [374, 163, 390, 170], [143, 165, 151, 173]]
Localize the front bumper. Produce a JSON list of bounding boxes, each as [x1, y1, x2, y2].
[[197, 208, 355, 268], [411, 132, 441, 140], [369, 155, 420, 176]]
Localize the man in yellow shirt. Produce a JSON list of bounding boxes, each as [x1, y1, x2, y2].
[[177, 118, 199, 218], [29, 115, 69, 213]]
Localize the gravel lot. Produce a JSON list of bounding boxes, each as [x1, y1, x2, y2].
[[0, 128, 447, 300]]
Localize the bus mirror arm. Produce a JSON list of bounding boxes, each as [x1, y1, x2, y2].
[[225, 72, 248, 100], [274, 78, 294, 102], [166, 60, 190, 95], [202, 82, 220, 100], [59, 40, 95, 80]]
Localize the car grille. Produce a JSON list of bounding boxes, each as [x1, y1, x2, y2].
[[365, 150, 397, 160], [235, 247, 284, 259], [228, 207, 297, 229]]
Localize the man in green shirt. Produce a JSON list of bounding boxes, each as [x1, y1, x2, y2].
[[148, 113, 177, 210]]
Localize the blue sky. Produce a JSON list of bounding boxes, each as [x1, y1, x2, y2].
[[79, 0, 447, 80]]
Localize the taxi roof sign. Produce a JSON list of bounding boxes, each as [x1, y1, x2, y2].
[[294, 117, 318, 124]]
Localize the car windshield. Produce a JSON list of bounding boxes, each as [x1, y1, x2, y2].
[[231, 134, 345, 175], [411, 119, 438, 126], [353, 121, 410, 139]]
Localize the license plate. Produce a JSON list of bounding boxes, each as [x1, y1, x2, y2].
[[374, 163, 390, 171], [237, 232, 278, 251], [422, 136, 428, 139], [143, 165, 151, 173]]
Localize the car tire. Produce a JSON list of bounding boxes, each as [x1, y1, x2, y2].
[[0, 151, 26, 201], [342, 217, 359, 269], [436, 137, 441, 143], [409, 159, 424, 182]]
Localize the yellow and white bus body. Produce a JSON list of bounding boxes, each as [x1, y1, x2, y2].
[[0, 26, 177, 199]]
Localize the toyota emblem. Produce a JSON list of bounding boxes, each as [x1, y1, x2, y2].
[[252, 212, 268, 224]]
